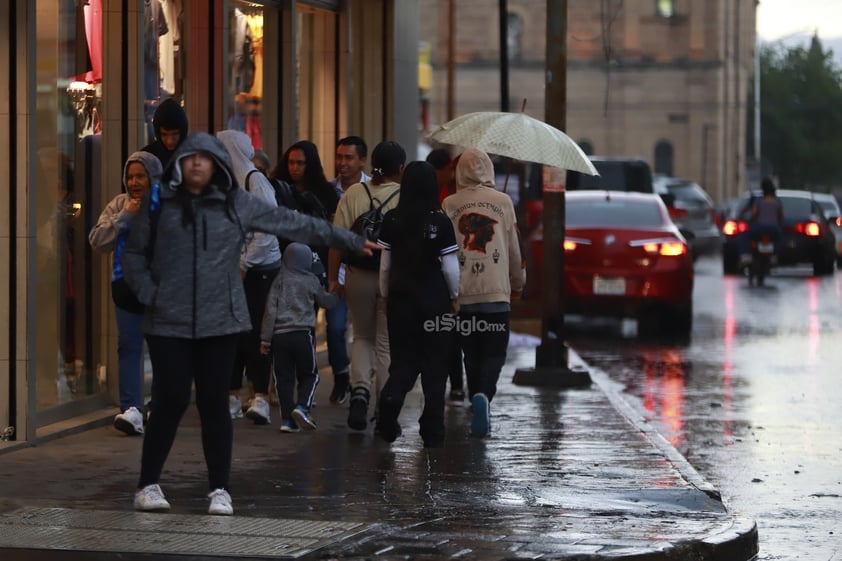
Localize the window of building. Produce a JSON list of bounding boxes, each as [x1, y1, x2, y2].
[[34, 0, 104, 410], [143, 0, 185, 145], [578, 140, 595, 156], [656, 0, 675, 18], [654, 141, 674, 176], [507, 12, 523, 62], [227, 2, 265, 150]]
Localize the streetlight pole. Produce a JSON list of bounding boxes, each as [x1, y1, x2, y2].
[[513, 0, 590, 388]]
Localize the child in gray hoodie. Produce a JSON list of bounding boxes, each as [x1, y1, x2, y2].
[[261, 242, 338, 432]]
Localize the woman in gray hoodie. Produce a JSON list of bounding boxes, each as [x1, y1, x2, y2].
[[123, 132, 374, 516], [89, 151, 162, 436]]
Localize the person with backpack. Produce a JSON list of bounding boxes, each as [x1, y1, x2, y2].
[[329, 140, 405, 432], [123, 131, 375, 516], [216, 130, 281, 425], [88, 151, 163, 435], [326, 136, 371, 404]]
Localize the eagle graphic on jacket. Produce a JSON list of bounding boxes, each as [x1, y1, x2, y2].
[[458, 212, 498, 253]]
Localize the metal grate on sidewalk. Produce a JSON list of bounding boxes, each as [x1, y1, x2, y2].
[[0, 507, 369, 559]]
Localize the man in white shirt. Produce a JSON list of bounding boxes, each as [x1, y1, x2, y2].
[[327, 136, 371, 404]]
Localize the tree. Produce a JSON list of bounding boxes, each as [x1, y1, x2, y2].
[[759, 35, 842, 189]]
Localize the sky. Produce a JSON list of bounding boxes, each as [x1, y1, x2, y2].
[[756, 0, 842, 41]]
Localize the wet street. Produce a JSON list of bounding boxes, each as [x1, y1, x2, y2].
[[564, 255, 842, 560]]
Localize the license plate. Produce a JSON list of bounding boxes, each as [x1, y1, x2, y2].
[[758, 242, 774, 254], [593, 276, 626, 295]]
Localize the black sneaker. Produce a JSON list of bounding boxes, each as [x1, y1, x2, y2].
[[330, 372, 350, 404], [347, 387, 370, 431], [448, 389, 466, 402]]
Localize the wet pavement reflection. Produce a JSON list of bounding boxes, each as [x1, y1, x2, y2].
[[566, 256, 842, 560]]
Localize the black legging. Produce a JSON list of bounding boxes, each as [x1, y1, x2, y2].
[[139, 334, 239, 492], [230, 265, 280, 394]]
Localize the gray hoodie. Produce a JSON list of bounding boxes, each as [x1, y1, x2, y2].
[[88, 151, 164, 254], [261, 243, 338, 339], [123, 132, 364, 339]]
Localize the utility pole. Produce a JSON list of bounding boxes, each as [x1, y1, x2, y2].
[[499, 0, 510, 111], [513, 0, 590, 388]]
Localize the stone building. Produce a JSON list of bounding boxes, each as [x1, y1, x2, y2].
[[420, 0, 757, 204]]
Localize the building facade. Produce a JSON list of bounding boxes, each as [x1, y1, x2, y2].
[[420, 0, 757, 204], [0, 0, 419, 445]]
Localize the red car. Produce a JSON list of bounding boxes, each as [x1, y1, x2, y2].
[[525, 191, 695, 336]]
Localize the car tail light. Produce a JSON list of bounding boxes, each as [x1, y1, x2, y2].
[[794, 221, 822, 237], [835, 217, 842, 228], [563, 237, 591, 252], [722, 220, 748, 236], [667, 207, 688, 220], [630, 238, 688, 256]]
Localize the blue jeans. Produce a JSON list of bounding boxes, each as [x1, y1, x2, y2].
[[115, 306, 145, 412], [325, 296, 350, 375]]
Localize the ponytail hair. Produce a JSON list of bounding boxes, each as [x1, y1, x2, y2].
[[370, 141, 406, 184]]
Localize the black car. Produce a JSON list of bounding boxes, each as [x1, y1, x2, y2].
[[721, 189, 837, 276], [567, 157, 654, 193]]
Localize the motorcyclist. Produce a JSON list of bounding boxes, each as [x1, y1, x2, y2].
[[739, 177, 783, 264]]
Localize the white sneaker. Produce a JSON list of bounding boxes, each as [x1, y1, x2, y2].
[[114, 406, 144, 435], [207, 488, 233, 515], [245, 395, 271, 425], [229, 395, 243, 419], [134, 484, 171, 511]]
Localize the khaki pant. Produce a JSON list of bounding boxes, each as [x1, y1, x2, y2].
[[344, 268, 390, 404]]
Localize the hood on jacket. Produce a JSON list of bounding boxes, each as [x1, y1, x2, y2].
[[122, 151, 163, 192], [215, 130, 256, 189], [455, 148, 496, 191], [167, 131, 235, 193], [283, 242, 313, 273], [152, 98, 189, 141]]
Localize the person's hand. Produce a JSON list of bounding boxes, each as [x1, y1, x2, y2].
[[451, 298, 460, 315], [241, 269, 247, 280], [510, 290, 522, 301], [125, 197, 142, 215], [260, 341, 271, 355], [358, 240, 379, 256], [328, 279, 345, 299]]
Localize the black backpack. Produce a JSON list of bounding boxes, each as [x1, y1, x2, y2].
[[345, 182, 399, 270], [245, 169, 327, 285]]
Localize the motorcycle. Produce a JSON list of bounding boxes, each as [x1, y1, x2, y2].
[[747, 234, 775, 286]]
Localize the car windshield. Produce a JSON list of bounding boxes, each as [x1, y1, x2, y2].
[[567, 199, 663, 227], [667, 183, 709, 204], [738, 195, 813, 220]]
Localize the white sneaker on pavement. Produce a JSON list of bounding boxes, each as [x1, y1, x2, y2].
[[229, 395, 243, 419], [245, 395, 271, 425], [208, 488, 233, 515], [114, 406, 144, 435], [134, 484, 171, 511]]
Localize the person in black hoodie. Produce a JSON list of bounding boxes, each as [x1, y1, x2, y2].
[[142, 97, 188, 168]]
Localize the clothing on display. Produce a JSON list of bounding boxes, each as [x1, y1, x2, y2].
[[229, 5, 264, 148]]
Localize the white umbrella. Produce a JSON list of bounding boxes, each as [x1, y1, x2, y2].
[[428, 109, 598, 176]]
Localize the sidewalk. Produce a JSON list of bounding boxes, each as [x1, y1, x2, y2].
[[0, 335, 758, 560]]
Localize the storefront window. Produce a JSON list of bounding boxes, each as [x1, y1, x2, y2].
[[143, 0, 185, 145], [34, 0, 102, 410], [227, 2, 265, 149]]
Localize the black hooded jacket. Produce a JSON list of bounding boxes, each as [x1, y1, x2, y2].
[[141, 98, 189, 168]]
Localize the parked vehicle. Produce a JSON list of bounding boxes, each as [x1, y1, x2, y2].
[[721, 189, 837, 276], [526, 191, 694, 336], [812, 192, 842, 266], [653, 176, 721, 259]]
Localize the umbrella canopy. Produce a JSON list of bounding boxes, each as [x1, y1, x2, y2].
[[429, 111, 598, 176]]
